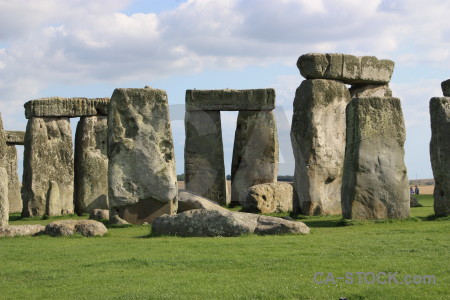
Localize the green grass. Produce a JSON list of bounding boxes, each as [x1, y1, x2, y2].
[[1, 194, 448, 299]]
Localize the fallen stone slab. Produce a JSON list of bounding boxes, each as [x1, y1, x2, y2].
[[242, 182, 293, 213], [186, 89, 275, 111], [430, 97, 450, 215], [24, 97, 110, 119], [349, 84, 392, 98], [0, 225, 45, 237], [89, 209, 110, 221], [45, 220, 107, 237], [5, 131, 25, 145], [441, 79, 450, 97], [152, 209, 310, 237], [297, 53, 395, 84], [178, 189, 228, 213]]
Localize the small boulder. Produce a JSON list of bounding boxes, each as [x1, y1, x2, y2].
[[152, 209, 310, 237], [410, 195, 421, 207], [178, 189, 228, 213], [0, 225, 45, 237], [45, 220, 107, 237], [242, 182, 293, 213], [89, 209, 110, 220]]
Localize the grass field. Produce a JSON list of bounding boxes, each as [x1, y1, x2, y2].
[[1, 195, 449, 299]]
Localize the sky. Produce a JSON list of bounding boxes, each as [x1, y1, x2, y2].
[[0, 0, 449, 179]]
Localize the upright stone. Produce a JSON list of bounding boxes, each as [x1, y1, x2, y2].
[[74, 116, 108, 214], [46, 181, 61, 216], [108, 87, 178, 224], [430, 97, 450, 215], [5, 145, 22, 213], [0, 114, 8, 226], [341, 97, 409, 220], [290, 79, 351, 215], [22, 117, 74, 217], [441, 79, 450, 97], [185, 110, 227, 205], [231, 111, 278, 205]]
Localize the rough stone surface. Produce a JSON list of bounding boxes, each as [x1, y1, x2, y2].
[[45, 220, 107, 237], [441, 79, 450, 97], [5, 131, 25, 145], [46, 181, 61, 216], [231, 111, 278, 205], [410, 195, 420, 207], [74, 116, 108, 215], [429, 97, 450, 215], [109, 214, 129, 225], [297, 53, 395, 84], [24, 97, 109, 119], [178, 189, 228, 213], [89, 209, 110, 220], [242, 182, 293, 213], [186, 89, 275, 111], [291, 79, 351, 215], [0, 225, 45, 237], [349, 84, 392, 98], [341, 97, 410, 220], [152, 209, 310, 237], [0, 115, 9, 226], [6, 145, 22, 213], [22, 117, 74, 217], [108, 88, 178, 224], [184, 110, 227, 205]]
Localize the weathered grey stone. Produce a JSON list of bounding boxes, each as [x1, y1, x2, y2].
[[341, 97, 409, 220], [184, 110, 227, 205], [0, 115, 9, 226], [74, 116, 108, 215], [441, 79, 450, 97], [152, 209, 310, 237], [45, 219, 107, 237], [291, 79, 351, 215], [5, 145, 22, 213], [22, 117, 74, 217], [108, 88, 177, 224], [231, 111, 278, 205], [89, 209, 110, 220], [186, 89, 275, 111], [109, 214, 129, 225], [0, 225, 45, 237], [242, 182, 293, 213], [24, 97, 110, 118], [349, 84, 392, 98], [297, 53, 395, 84], [410, 195, 420, 207], [429, 97, 450, 215], [5, 131, 25, 145], [46, 181, 61, 216], [178, 189, 228, 213]]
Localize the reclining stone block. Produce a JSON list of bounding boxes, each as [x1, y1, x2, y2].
[[5, 131, 25, 145], [24, 97, 109, 119], [22, 117, 74, 217], [430, 97, 450, 215], [108, 88, 178, 224], [74, 116, 108, 215], [341, 97, 409, 220], [297, 53, 395, 84], [185, 110, 227, 205], [231, 111, 278, 205], [291, 79, 351, 215], [186, 89, 275, 111]]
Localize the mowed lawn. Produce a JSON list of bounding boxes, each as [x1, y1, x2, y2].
[[1, 195, 449, 299]]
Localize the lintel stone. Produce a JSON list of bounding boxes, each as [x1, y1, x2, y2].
[[24, 97, 110, 119], [186, 89, 275, 111], [441, 79, 450, 97], [5, 131, 25, 145]]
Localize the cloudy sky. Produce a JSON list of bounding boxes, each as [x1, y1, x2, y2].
[[0, 0, 448, 179]]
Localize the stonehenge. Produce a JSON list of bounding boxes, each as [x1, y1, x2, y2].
[[430, 93, 450, 216], [184, 89, 279, 207], [108, 87, 178, 224]]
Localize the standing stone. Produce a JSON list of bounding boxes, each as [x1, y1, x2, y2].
[[430, 97, 450, 215], [341, 97, 409, 220], [349, 84, 392, 98], [0, 114, 8, 226], [231, 111, 278, 205], [46, 181, 61, 216], [242, 182, 293, 213], [441, 79, 450, 97], [108, 87, 178, 224], [185, 110, 227, 205], [291, 79, 351, 215], [22, 117, 74, 217], [5, 145, 22, 213], [74, 116, 108, 215]]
